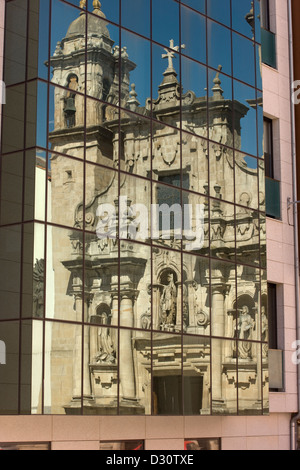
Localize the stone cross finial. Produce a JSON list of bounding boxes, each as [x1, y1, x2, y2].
[[162, 39, 185, 71], [214, 65, 222, 82]]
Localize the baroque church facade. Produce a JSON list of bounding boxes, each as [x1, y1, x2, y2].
[[41, 1, 267, 416]]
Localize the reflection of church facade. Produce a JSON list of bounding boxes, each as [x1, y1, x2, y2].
[[46, 2, 268, 416]]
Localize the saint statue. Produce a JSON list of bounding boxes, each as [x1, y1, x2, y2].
[[261, 305, 268, 358], [236, 305, 255, 359], [92, 312, 116, 364], [160, 273, 177, 330]]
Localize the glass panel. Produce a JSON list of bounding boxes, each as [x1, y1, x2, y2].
[[0, 153, 23, 225], [152, 124, 180, 181], [238, 342, 262, 415], [44, 321, 82, 414], [48, 154, 84, 229], [256, 44, 263, 90], [26, 80, 48, 150], [211, 259, 236, 339], [152, 331, 182, 415], [232, 33, 256, 87], [50, 0, 85, 82], [120, 242, 151, 330], [183, 335, 211, 415], [85, 97, 119, 167], [235, 153, 259, 210], [20, 320, 43, 414], [183, 254, 210, 336], [4, 0, 28, 85], [182, 133, 207, 195], [1, 84, 25, 154], [152, 0, 179, 49], [152, 248, 182, 333], [27, 0, 50, 81], [207, 20, 231, 76], [119, 329, 151, 415], [265, 177, 280, 219], [181, 56, 207, 138], [258, 159, 266, 213], [208, 69, 233, 146], [236, 209, 260, 266], [181, 5, 206, 64], [183, 191, 209, 255], [45, 225, 83, 322], [261, 28, 277, 69], [24, 149, 47, 223], [231, 0, 255, 40], [87, 0, 119, 24], [0, 226, 22, 320], [22, 223, 45, 319], [211, 338, 238, 415], [120, 110, 151, 178], [181, 0, 205, 14], [48, 84, 85, 158], [0, 321, 20, 414], [120, 174, 151, 243], [210, 200, 235, 262], [233, 80, 258, 157], [236, 266, 260, 341], [207, 0, 230, 27], [151, 43, 181, 130], [255, 0, 262, 44], [121, 0, 150, 38], [153, 181, 182, 249], [260, 213, 267, 269], [257, 93, 264, 158], [84, 324, 118, 415], [86, 13, 119, 103], [210, 142, 234, 204], [121, 31, 151, 116]]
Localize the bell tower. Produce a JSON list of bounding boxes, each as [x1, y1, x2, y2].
[[49, 0, 135, 152]]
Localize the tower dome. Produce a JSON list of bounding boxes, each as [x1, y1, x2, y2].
[[65, 1, 109, 40]]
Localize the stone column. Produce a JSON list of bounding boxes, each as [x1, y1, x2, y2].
[[119, 292, 136, 400], [152, 284, 162, 330], [176, 281, 182, 332], [109, 290, 119, 352], [73, 294, 83, 399], [211, 282, 226, 405]]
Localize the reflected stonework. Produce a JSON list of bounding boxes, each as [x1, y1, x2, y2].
[[46, 1, 266, 416], [0, 0, 267, 416]]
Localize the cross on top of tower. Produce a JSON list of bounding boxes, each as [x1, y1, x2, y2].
[[162, 39, 185, 71]]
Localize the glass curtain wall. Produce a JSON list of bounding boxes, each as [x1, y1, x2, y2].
[[0, 0, 268, 416]]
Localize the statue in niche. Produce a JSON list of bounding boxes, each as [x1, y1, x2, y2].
[[94, 312, 116, 364], [261, 305, 268, 358], [236, 305, 255, 359], [160, 273, 177, 330]]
